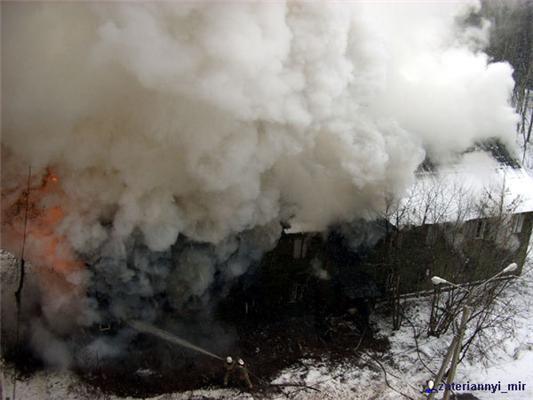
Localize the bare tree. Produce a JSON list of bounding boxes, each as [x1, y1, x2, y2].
[[377, 169, 530, 336], [479, 0, 533, 164]]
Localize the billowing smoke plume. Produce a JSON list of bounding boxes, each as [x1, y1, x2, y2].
[[1, 1, 518, 367]]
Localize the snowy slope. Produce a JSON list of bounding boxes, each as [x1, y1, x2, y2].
[[2, 252, 533, 400]]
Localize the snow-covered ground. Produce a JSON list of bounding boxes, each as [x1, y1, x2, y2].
[[2, 253, 533, 400], [267, 256, 533, 400]]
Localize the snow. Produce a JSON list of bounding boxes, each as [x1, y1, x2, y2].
[[496, 167, 533, 214], [455, 269, 533, 400], [391, 164, 533, 228], [3, 251, 533, 400], [285, 163, 533, 233]]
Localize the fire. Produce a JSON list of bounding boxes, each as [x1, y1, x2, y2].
[[30, 170, 84, 274], [1, 167, 86, 320]]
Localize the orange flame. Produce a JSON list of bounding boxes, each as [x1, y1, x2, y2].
[[30, 170, 84, 275], [1, 168, 86, 322]]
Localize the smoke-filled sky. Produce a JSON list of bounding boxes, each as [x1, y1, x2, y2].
[[2, 1, 517, 254]]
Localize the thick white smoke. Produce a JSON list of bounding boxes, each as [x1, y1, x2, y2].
[[2, 1, 517, 255], [1, 3, 520, 368]]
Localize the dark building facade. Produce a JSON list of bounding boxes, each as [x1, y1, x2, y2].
[[225, 141, 533, 319]]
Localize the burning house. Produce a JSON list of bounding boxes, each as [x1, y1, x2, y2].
[[225, 140, 533, 321], [1, 1, 532, 397]]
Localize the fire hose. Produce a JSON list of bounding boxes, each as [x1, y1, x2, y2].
[[128, 320, 223, 361]]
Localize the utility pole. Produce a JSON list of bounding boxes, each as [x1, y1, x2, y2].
[[427, 336, 457, 400], [428, 263, 516, 400], [427, 306, 471, 400], [442, 306, 471, 400], [14, 166, 31, 341], [12, 166, 32, 400]]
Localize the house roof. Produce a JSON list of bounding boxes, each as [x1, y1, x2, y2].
[[503, 168, 533, 213], [393, 165, 533, 227], [474, 140, 521, 169], [390, 140, 533, 227], [416, 139, 521, 173], [285, 140, 533, 233]]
